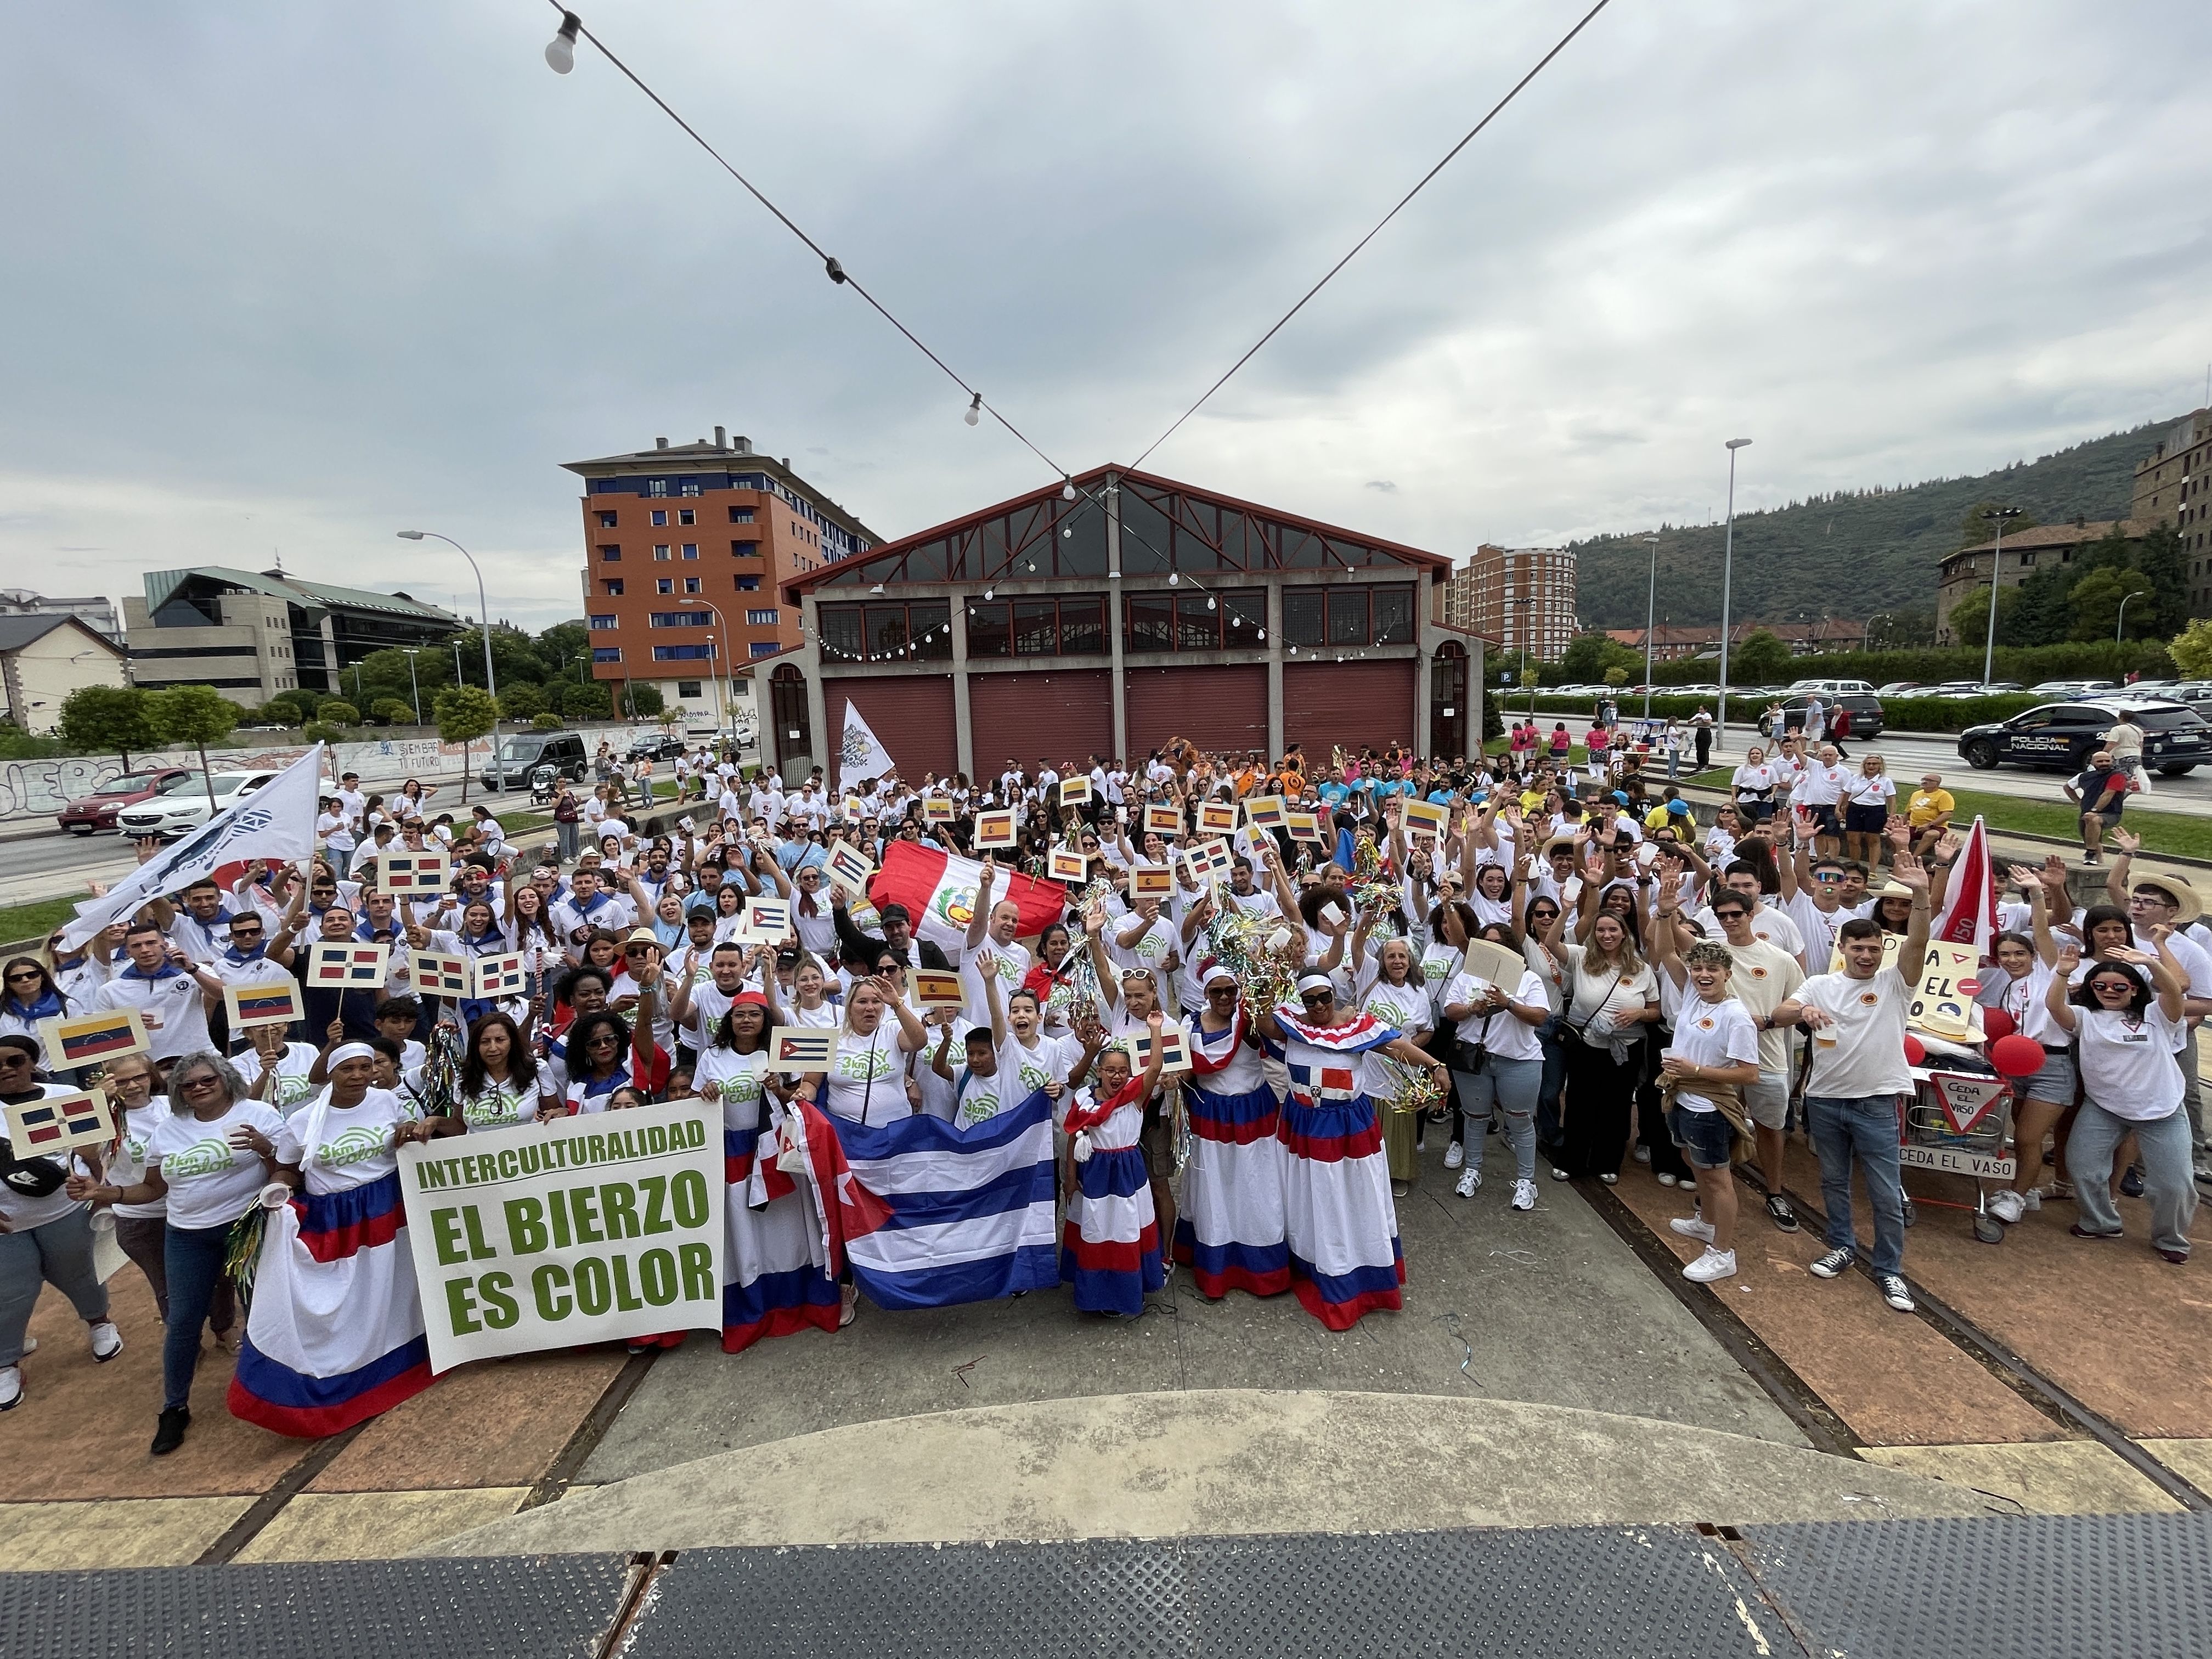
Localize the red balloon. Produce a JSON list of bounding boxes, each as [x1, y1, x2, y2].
[[1990, 1035, 2047, 1079], [1903, 1035, 1926, 1067], [1981, 1007, 2017, 1041]]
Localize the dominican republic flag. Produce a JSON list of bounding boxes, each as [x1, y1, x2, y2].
[[868, 840, 1069, 951], [784, 1090, 1058, 1309], [1931, 815, 1997, 957], [228, 1170, 433, 1437]]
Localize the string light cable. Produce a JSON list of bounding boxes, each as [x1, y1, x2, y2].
[[1128, 0, 1615, 469]]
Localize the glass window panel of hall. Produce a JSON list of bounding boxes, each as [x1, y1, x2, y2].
[[909, 601, 952, 660], [819, 608, 864, 663], [1119, 489, 1173, 577], [1057, 597, 1105, 654], [1282, 589, 1326, 646], [1124, 594, 1174, 653], [1012, 600, 1058, 656], [1056, 501, 1108, 577], [1175, 595, 1218, 650], [1327, 587, 1369, 645], [864, 605, 910, 656], [967, 601, 1012, 658], [1371, 584, 1414, 645], [1222, 588, 1265, 641]]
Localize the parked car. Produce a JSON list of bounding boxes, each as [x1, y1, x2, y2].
[[1957, 700, 2212, 776], [2027, 679, 2118, 696], [1930, 680, 2022, 699], [482, 731, 589, 793], [56, 767, 197, 834], [1787, 678, 1875, 696], [626, 732, 686, 762], [1757, 692, 1886, 741], [114, 770, 281, 838], [1875, 681, 1925, 697]]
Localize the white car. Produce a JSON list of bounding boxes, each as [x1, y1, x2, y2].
[[114, 770, 281, 838]]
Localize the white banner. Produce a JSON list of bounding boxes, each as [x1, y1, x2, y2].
[[60, 743, 326, 949], [397, 1101, 723, 1373], [837, 701, 897, 792]]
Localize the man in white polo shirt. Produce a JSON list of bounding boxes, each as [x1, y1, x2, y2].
[[89, 919, 222, 1062]]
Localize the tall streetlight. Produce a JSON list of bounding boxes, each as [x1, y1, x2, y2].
[[404, 650, 422, 725], [696, 599, 735, 743], [1642, 533, 1661, 718], [1977, 506, 2023, 687], [2115, 586, 2143, 645], [396, 531, 498, 706], [1716, 439, 1752, 753]]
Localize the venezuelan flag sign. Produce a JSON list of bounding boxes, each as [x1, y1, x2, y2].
[[36, 1009, 148, 1073], [225, 982, 302, 1029]]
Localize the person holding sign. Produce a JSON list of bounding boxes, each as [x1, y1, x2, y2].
[[1060, 1011, 1171, 1316], [227, 1042, 435, 1437], [1439, 943, 1550, 1212], [1795, 855, 1932, 1313], [2, 1035, 123, 1414], [2045, 934, 2196, 1262], [962, 856, 1034, 1025]]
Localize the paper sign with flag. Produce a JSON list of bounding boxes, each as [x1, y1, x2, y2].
[[767, 1028, 834, 1070], [310, 943, 390, 988], [824, 842, 874, 893], [225, 982, 302, 1030], [866, 840, 1068, 952], [1131, 864, 1173, 899], [472, 952, 528, 1000], [1048, 847, 1088, 882], [411, 951, 472, 997], [1197, 801, 1238, 835], [4, 1088, 116, 1157], [1931, 816, 1997, 957], [837, 702, 898, 792], [61, 744, 326, 950], [923, 796, 956, 823], [35, 1009, 148, 1073], [1059, 775, 1092, 805], [1402, 798, 1448, 839], [1285, 810, 1324, 844], [912, 970, 966, 1009], [1144, 804, 1182, 836], [1118, 1026, 1192, 1074], [378, 850, 449, 894], [740, 899, 793, 945], [973, 809, 1016, 849], [1244, 795, 1287, 831]]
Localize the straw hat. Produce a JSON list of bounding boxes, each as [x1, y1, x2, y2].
[[2130, 870, 2203, 927]]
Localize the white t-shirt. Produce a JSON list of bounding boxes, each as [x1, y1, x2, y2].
[[456, 1063, 556, 1132], [1666, 995, 1762, 1113], [960, 938, 1033, 1026], [818, 1028, 905, 1122], [275, 1089, 409, 1193], [1442, 969, 1546, 1062], [1843, 772, 1897, 811], [2074, 1005, 2185, 1122], [1798, 968, 1914, 1098], [1719, 938, 1805, 1075], [952, 1040, 1028, 1128], [146, 1099, 286, 1231], [1559, 943, 1657, 1047], [232, 1041, 324, 1115], [90, 968, 211, 1062]]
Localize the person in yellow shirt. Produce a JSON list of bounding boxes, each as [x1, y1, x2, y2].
[[1643, 791, 1692, 836], [1905, 773, 1954, 857]]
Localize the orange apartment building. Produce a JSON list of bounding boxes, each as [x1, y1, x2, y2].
[[563, 429, 881, 724]]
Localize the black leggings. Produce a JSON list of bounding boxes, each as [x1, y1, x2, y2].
[[1560, 1041, 1641, 1178]]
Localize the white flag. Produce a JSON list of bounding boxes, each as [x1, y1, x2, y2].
[[61, 744, 328, 949], [838, 702, 896, 792]]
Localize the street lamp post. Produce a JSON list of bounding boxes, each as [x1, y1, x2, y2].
[[1717, 439, 1751, 757], [2115, 588, 2142, 645], [1977, 506, 2023, 687], [697, 600, 733, 742], [1642, 533, 1660, 718], [405, 651, 421, 726], [396, 531, 498, 706]]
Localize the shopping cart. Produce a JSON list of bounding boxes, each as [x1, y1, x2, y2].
[[1899, 1042, 2016, 1245]]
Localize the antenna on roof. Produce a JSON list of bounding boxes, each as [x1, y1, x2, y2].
[[273, 549, 284, 573]]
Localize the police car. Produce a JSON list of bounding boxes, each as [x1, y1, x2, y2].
[[1956, 699, 2210, 776]]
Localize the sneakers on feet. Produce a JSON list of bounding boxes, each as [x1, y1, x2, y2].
[[1878, 1274, 1916, 1313], [1986, 1188, 2026, 1225], [1443, 1140, 1464, 1171], [1511, 1179, 1537, 1212], [1597, 1171, 1618, 1184], [150, 1406, 190, 1456], [1633, 1144, 1652, 1165], [0, 1365, 20, 1412], [1764, 1194, 1799, 1232], [1809, 1247, 1853, 1279], [1550, 1166, 1570, 1181], [89, 1322, 122, 1362], [1684, 1248, 1739, 1283], [1454, 1167, 1482, 1198], [1669, 1215, 1717, 1243], [2120, 1166, 2146, 1199]]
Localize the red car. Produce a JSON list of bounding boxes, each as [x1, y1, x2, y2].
[[57, 767, 196, 834]]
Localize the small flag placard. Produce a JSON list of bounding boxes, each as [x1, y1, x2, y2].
[[923, 796, 956, 823], [1118, 1026, 1192, 1075], [3, 1087, 116, 1158], [739, 899, 793, 945], [1285, 810, 1325, 844], [1402, 798, 1448, 839], [1047, 847, 1089, 882], [1144, 804, 1182, 836], [766, 1027, 834, 1070], [411, 950, 472, 997], [1131, 864, 1173, 900], [309, 942, 390, 988], [911, 970, 967, 1009], [472, 951, 528, 999], [1244, 795, 1287, 831], [224, 981, 302, 1030], [35, 1008, 149, 1074], [1197, 801, 1238, 834], [973, 809, 1016, 850], [824, 842, 874, 893], [378, 850, 450, 894], [1058, 774, 1092, 805]]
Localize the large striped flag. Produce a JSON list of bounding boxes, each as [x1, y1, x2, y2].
[[868, 839, 1069, 950], [1931, 815, 1997, 957], [785, 1090, 1059, 1308]]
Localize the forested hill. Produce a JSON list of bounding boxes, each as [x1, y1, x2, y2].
[[1568, 414, 2179, 630]]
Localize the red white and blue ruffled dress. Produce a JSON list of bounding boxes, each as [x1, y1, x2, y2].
[[1059, 1074, 1165, 1315], [1172, 1010, 1290, 1300], [1267, 1007, 1405, 1330], [696, 1046, 840, 1352]]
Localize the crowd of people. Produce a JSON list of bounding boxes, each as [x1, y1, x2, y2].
[[2, 716, 2203, 1456]]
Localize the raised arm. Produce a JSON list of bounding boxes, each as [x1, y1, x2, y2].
[[967, 854, 998, 953], [2008, 865, 2060, 968], [1894, 851, 1933, 981]]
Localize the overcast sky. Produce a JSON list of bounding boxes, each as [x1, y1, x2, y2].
[[6, 1, 2209, 634]]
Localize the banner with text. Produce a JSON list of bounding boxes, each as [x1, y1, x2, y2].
[[397, 1101, 724, 1373]]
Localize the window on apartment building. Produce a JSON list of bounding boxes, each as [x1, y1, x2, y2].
[[681, 544, 698, 559], [651, 509, 668, 527], [680, 481, 701, 497], [729, 507, 754, 523], [749, 641, 779, 658], [746, 608, 781, 626], [592, 646, 623, 663], [684, 577, 701, 593], [736, 575, 759, 591], [598, 545, 620, 562], [597, 511, 618, 528], [650, 611, 713, 628], [588, 614, 619, 630], [677, 680, 703, 699], [731, 540, 760, 557], [647, 479, 667, 496], [678, 508, 695, 526], [651, 645, 709, 662], [657, 578, 674, 595], [653, 545, 671, 561], [601, 579, 624, 596]]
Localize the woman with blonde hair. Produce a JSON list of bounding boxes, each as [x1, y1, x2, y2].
[[1841, 753, 1896, 868], [1551, 860, 1661, 1182]]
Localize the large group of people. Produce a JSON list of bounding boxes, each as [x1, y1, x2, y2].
[[2, 714, 2204, 1454]]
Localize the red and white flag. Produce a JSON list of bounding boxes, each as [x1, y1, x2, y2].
[[867, 840, 1068, 951], [1931, 815, 1997, 958]]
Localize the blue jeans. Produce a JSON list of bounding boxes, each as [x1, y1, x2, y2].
[[162, 1220, 236, 1412], [1806, 1093, 1906, 1276], [1534, 1015, 1567, 1149], [1454, 1055, 1542, 1181], [2070, 1101, 2197, 1256], [1, 1205, 109, 1367], [556, 820, 580, 861]]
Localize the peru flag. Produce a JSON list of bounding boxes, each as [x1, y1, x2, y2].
[[1931, 816, 1997, 957], [867, 839, 1069, 950]]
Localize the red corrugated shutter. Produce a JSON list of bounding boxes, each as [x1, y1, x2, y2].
[[968, 669, 1113, 778], [826, 675, 958, 782], [1125, 664, 1268, 761], [1283, 661, 1416, 759]]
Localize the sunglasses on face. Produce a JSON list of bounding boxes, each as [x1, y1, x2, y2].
[[5, 969, 43, 983], [1813, 873, 1842, 884], [2090, 979, 2135, 995], [1300, 992, 1332, 1006]]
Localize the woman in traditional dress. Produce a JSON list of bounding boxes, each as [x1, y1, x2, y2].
[[1255, 974, 1447, 1329], [1061, 1013, 1170, 1315], [223, 1042, 434, 1438], [697, 990, 840, 1347], [1172, 966, 1288, 1299]]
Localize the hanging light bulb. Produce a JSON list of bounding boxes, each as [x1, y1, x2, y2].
[[963, 393, 982, 427], [984, 588, 995, 600], [545, 11, 580, 72], [1026, 560, 1037, 571], [1169, 572, 1180, 586], [1062, 528, 1073, 540], [1257, 629, 1266, 641], [1062, 479, 1077, 502]]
